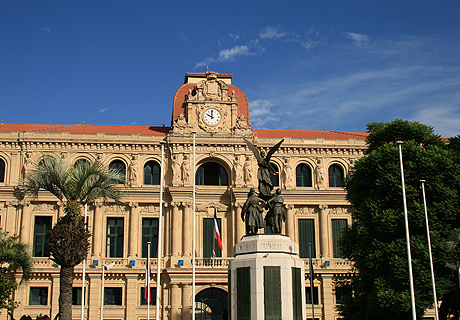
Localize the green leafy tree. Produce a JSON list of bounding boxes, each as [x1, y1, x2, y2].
[[0, 229, 32, 314], [18, 155, 123, 320], [338, 119, 460, 319]]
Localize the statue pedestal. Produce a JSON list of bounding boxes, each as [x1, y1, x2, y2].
[[228, 234, 306, 319]]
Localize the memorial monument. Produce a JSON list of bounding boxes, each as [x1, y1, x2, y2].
[[228, 139, 306, 319]]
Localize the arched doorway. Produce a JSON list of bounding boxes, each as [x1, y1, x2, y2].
[[195, 287, 228, 320]]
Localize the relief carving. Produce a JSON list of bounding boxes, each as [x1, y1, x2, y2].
[[172, 113, 192, 132], [128, 154, 138, 187], [315, 157, 325, 190], [296, 207, 316, 215], [243, 156, 253, 187], [171, 154, 181, 186], [181, 154, 191, 186]]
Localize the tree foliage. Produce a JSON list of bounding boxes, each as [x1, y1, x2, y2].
[[338, 119, 460, 319], [0, 230, 32, 314], [18, 155, 123, 320]]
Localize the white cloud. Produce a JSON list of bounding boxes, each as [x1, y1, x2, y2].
[[41, 27, 51, 32], [229, 33, 240, 41], [344, 32, 369, 46], [411, 106, 460, 137], [260, 26, 287, 39], [98, 107, 109, 113], [249, 99, 279, 127], [195, 45, 257, 69]]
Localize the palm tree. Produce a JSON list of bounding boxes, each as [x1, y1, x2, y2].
[[18, 155, 123, 320], [0, 229, 32, 314]]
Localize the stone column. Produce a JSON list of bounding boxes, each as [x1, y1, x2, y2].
[[125, 274, 137, 319], [171, 202, 182, 258], [181, 283, 192, 319], [170, 283, 181, 319], [322, 275, 335, 320], [87, 273, 101, 320], [285, 204, 295, 241], [182, 202, 192, 258], [235, 203, 245, 243], [50, 273, 60, 319], [319, 204, 329, 258], [19, 201, 30, 243], [92, 200, 104, 258], [128, 202, 139, 259]]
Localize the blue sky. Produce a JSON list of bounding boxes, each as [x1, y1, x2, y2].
[[1, 1, 460, 137]]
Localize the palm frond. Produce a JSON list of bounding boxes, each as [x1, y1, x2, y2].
[[0, 230, 32, 282]]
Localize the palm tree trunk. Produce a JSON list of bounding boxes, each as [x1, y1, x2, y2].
[[59, 265, 74, 320]]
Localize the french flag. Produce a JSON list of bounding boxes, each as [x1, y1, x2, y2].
[[214, 209, 223, 250], [144, 263, 151, 302]]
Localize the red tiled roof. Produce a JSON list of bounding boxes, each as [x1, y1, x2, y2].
[[0, 123, 169, 136], [253, 129, 368, 140]]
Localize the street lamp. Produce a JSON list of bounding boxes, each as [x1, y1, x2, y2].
[[100, 262, 116, 320]]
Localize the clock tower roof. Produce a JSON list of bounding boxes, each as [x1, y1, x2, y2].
[[171, 72, 249, 126]]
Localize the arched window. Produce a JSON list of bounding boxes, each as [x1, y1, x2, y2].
[[74, 158, 90, 169], [296, 164, 312, 187], [196, 162, 228, 186], [0, 158, 5, 183], [329, 164, 344, 187], [270, 163, 279, 187], [109, 160, 126, 184], [144, 161, 160, 185]]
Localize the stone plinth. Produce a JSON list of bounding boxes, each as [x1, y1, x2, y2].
[[229, 234, 306, 320]]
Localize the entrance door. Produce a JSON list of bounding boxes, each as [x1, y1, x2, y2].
[[195, 287, 228, 320]]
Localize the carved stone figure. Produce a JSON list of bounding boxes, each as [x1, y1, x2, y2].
[[234, 115, 252, 133], [316, 157, 325, 190], [22, 152, 32, 180], [265, 188, 286, 234], [128, 155, 138, 186], [243, 156, 253, 187], [243, 138, 284, 199], [233, 155, 243, 186], [282, 158, 293, 189], [241, 188, 265, 235], [173, 113, 191, 132], [171, 154, 181, 186], [181, 154, 190, 186]]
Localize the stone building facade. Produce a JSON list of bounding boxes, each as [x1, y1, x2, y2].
[[0, 71, 370, 319]]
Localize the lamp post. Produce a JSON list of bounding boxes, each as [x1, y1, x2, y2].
[[420, 180, 439, 320], [397, 141, 417, 320], [192, 131, 196, 319], [100, 262, 115, 320], [81, 203, 88, 320]]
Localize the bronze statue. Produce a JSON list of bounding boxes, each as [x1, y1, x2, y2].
[[241, 188, 265, 235], [243, 138, 284, 199], [265, 188, 285, 234]]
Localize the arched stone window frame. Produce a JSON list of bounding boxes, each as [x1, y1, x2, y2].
[[108, 159, 127, 185], [143, 160, 161, 185], [328, 162, 346, 188], [295, 162, 313, 188], [195, 158, 230, 186], [0, 155, 7, 184]]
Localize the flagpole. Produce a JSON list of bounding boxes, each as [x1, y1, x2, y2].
[[212, 203, 216, 264], [81, 203, 88, 320], [156, 140, 166, 320], [397, 141, 417, 320], [309, 243, 315, 320], [420, 180, 439, 320], [147, 241, 151, 320], [192, 131, 196, 319]]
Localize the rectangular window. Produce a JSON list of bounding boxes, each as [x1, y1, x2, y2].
[[306, 287, 319, 305], [33, 216, 52, 257], [107, 217, 124, 258], [29, 287, 48, 305], [140, 287, 157, 305], [72, 287, 83, 305], [142, 218, 159, 258], [104, 287, 123, 305], [203, 218, 221, 258], [298, 219, 316, 258], [332, 219, 348, 258]]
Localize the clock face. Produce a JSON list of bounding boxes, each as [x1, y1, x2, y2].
[[203, 108, 221, 126]]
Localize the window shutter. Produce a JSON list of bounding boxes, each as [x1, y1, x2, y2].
[[298, 219, 316, 258]]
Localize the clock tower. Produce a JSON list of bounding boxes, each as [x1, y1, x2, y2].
[[170, 70, 252, 134]]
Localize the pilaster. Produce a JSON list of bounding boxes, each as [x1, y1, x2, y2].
[[128, 202, 139, 259], [319, 204, 329, 259], [285, 204, 295, 241], [92, 200, 104, 258]]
